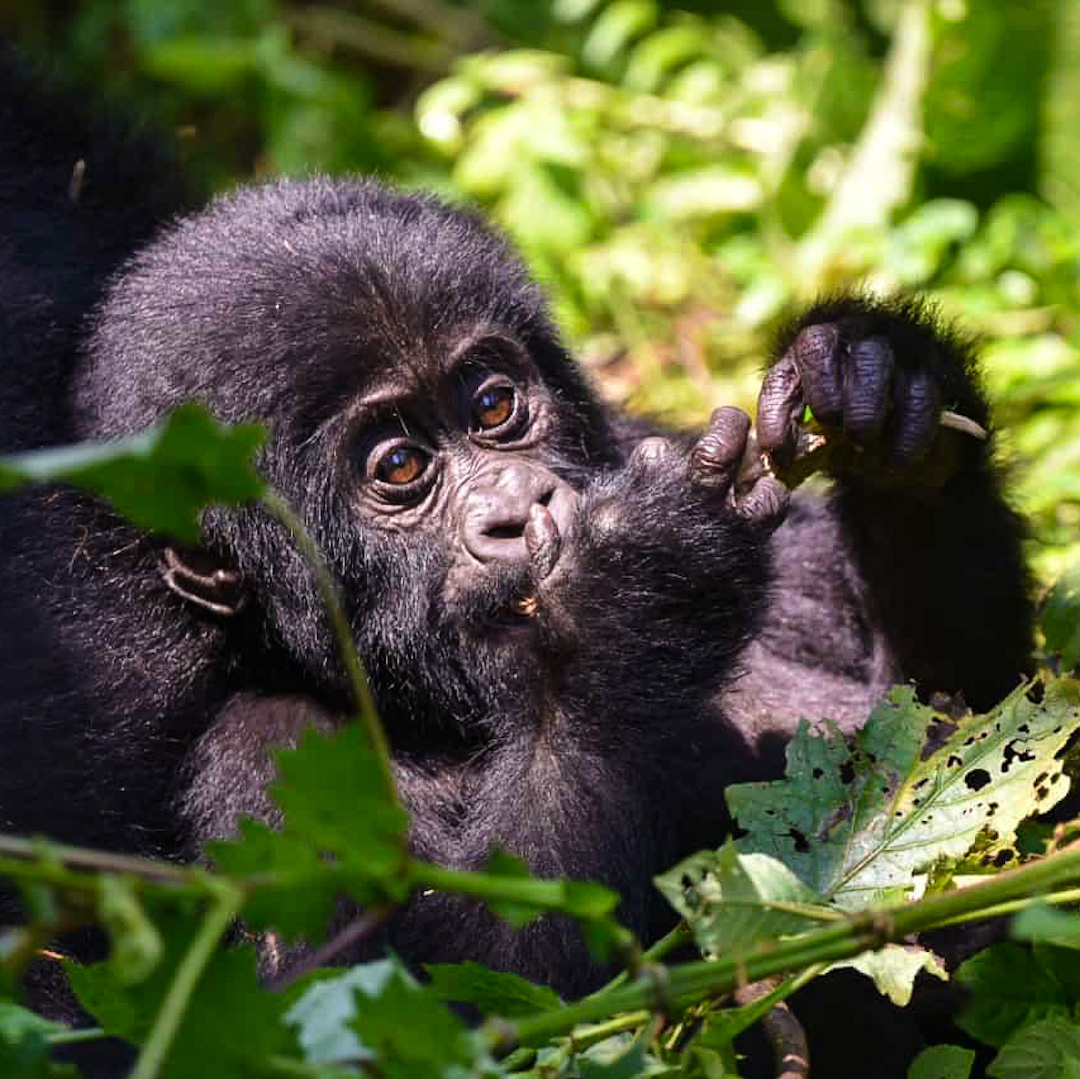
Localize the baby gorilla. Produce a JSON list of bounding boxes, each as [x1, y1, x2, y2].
[[0, 50, 1032, 1077]]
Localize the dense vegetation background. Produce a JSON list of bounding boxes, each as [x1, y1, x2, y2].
[[4, 0, 1078, 584]]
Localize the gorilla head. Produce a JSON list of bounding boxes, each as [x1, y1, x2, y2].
[[58, 177, 778, 992]]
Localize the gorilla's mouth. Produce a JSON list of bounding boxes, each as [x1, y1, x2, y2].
[[512, 595, 540, 617], [447, 502, 569, 636]]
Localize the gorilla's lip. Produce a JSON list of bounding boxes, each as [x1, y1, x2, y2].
[[512, 595, 541, 617], [484, 592, 541, 633], [446, 566, 545, 637]]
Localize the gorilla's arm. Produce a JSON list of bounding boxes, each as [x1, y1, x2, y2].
[[740, 297, 1033, 728]]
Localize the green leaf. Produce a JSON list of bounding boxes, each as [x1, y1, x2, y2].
[[623, 23, 707, 92], [501, 165, 593, 255], [728, 680, 1080, 909], [0, 404, 265, 545], [579, 1038, 650, 1078], [643, 165, 763, 220], [1013, 903, 1080, 950], [582, 1, 659, 71], [269, 725, 409, 890], [285, 961, 396, 1065], [907, 1044, 975, 1079], [0, 1005, 66, 1043], [885, 199, 979, 285], [469, 848, 621, 941], [1043, 566, 1080, 669], [0, 1003, 78, 1079], [207, 818, 341, 944], [925, 5, 1049, 176], [140, 36, 259, 93], [345, 961, 481, 1079], [69, 914, 295, 1079], [956, 943, 1080, 1049], [833, 944, 946, 1007], [426, 961, 562, 1017], [654, 843, 831, 957], [989, 1018, 1080, 1079]]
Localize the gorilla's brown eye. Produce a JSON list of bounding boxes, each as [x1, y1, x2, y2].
[[473, 385, 515, 430], [375, 445, 427, 485]]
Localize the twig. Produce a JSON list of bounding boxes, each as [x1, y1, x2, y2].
[[288, 7, 451, 73], [270, 906, 394, 992], [734, 975, 812, 1079], [0, 835, 200, 885], [761, 1002, 810, 1079], [260, 491, 397, 807], [68, 159, 86, 206]]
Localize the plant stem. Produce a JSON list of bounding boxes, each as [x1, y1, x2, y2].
[[922, 884, 1080, 929], [410, 863, 614, 913], [129, 883, 244, 1079], [589, 921, 693, 997], [46, 1027, 106, 1045], [0, 836, 201, 886], [260, 491, 397, 805], [566, 1010, 652, 1052], [495, 844, 1080, 1052]]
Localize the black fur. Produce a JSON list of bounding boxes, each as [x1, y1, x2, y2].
[[0, 51, 1033, 1077]]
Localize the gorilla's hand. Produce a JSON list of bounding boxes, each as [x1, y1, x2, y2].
[[755, 298, 989, 490], [522, 423, 779, 685], [689, 405, 789, 524]]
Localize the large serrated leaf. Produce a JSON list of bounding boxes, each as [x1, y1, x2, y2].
[[988, 1018, 1080, 1079], [956, 942, 1080, 1049], [0, 404, 264, 545], [728, 679, 1080, 909], [655, 843, 833, 956]]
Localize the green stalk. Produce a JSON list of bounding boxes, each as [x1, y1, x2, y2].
[[588, 921, 693, 997], [129, 882, 244, 1079], [261, 491, 396, 805], [0, 836, 204, 887], [496, 844, 1080, 1051], [411, 863, 605, 911], [46, 1028, 106, 1045]]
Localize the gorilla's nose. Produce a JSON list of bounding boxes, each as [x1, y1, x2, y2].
[[462, 463, 577, 569]]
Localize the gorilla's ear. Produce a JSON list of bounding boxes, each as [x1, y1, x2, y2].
[[160, 546, 247, 616]]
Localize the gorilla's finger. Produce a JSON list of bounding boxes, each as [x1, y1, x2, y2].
[[691, 406, 750, 489], [892, 367, 942, 462], [757, 354, 803, 454], [793, 324, 843, 425], [525, 503, 562, 581], [733, 475, 789, 527], [842, 336, 894, 444], [629, 436, 672, 472]]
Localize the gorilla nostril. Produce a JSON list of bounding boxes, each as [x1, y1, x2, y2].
[[537, 488, 554, 508], [483, 522, 525, 541]]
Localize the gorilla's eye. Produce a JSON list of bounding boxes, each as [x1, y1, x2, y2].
[[374, 445, 428, 486], [472, 384, 516, 432]]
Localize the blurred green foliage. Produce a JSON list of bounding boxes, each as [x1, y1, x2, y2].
[[2, 0, 1078, 580]]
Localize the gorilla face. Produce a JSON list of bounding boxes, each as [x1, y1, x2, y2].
[[73, 179, 628, 737], [52, 175, 774, 998]]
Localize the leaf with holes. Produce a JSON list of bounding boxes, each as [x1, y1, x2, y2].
[[654, 842, 834, 958], [727, 678, 1080, 909]]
